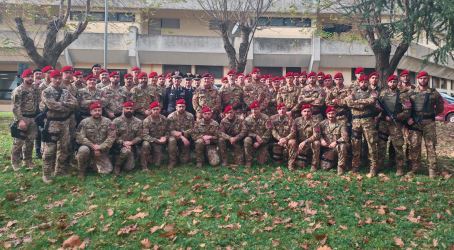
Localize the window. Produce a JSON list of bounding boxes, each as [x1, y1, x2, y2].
[[161, 18, 180, 29], [117, 13, 135, 22], [148, 19, 161, 35], [196, 66, 223, 78], [322, 23, 352, 34], [257, 17, 310, 27], [258, 67, 282, 76], [70, 11, 135, 22], [0, 71, 19, 100], [163, 65, 191, 75], [286, 67, 301, 74]]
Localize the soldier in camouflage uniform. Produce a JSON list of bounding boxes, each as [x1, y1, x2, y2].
[[187, 106, 220, 167], [287, 104, 321, 171], [119, 73, 135, 101], [96, 69, 110, 89], [192, 73, 221, 120], [346, 74, 379, 176], [407, 71, 444, 178], [243, 101, 271, 167], [11, 69, 40, 170], [277, 72, 301, 117], [73, 71, 86, 90], [243, 68, 269, 113], [76, 74, 104, 123], [297, 72, 326, 122], [61, 66, 79, 158], [326, 72, 351, 125], [149, 72, 164, 105], [219, 70, 244, 111], [376, 75, 411, 176], [167, 99, 194, 168], [131, 72, 159, 119], [219, 105, 246, 167], [368, 72, 382, 93], [398, 70, 415, 163], [265, 76, 281, 116], [131, 66, 141, 85], [141, 101, 169, 169], [40, 70, 78, 183], [298, 71, 307, 87], [112, 101, 143, 175], [38, 66, 53, 94], [76, 101, 116, 179], [319, 106, 349, 175], [270, 103, 293, 164], [102, 71, 126, 119]]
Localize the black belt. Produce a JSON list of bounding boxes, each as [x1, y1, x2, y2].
[[23, 113, 38, 118], [352, 112, 375, 119], [422, 114, 435, 120], [47, 112, 73, 122]]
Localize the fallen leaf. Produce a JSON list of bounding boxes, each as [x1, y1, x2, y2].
[[288, 201, 299, 209], [163, 224, 175, 232], [141, 238, 152, 248], [394, 237, 404, 248], [218, 223, 241, 230], [377, 206, 387, 215], [6, 220, 17, 228], [407, 210, 421, 223], [107, 208, 114, 217], [317, 246, 332, 250], [127, 212, 149, 220], [150, 226, 161, 234], [394, 206, 407, 211], [62, 235, 82, 248], [117, 224, 138, 235]]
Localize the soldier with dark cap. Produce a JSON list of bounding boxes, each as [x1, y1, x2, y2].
[[193, 74, 202, 89], [163, 71, 187, 116], [91, 64, 102, 80], [183, 73, 196, 115], [219, 104, 246, 167]]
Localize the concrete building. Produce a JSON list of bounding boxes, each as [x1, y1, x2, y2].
[[0, 0, 453, 100]]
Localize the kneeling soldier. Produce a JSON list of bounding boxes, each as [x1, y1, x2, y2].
[[319, 106, 349, 175], [219, 105, 246, 167], [76, 101, 116, 179], [243, 101, 271, 167], [270, 103, 293, 164], [112, 101, 143, 175], [141, 101, 168, 170], [167, 99, 194, 168], [189, 106, 220, 167]]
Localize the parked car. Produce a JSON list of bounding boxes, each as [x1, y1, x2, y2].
[[436, 92, 454, 123]]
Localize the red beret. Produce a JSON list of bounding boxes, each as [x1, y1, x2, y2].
[[387, 75, 398, 82], [237, 73, 244, 77], [149, 101, 160, 109], [293, 72, 300, 77], [301, 104, 312, 111], [307, 71, 316, 78], [131, 66, 140, 72], [89, 101, 102, 110], [324, 74, 332, 80], [369, 71, 379, 78], [176, 99, 186, 105], [124, 73, 133, 79], [49, 70, 62, 78], [317, 71, 325, 77], [334, 72, 344, 79], [149, 72, 158, 78], [300, 71, 307, 77], [277, 103, 286, 110], [123, 101, 134, 108], [165, 73, 172, 78], [272, 76, 280, 82], [285, 72, 294, 78], [224, 105, 233, 113], [400, 70, 409, 76], [251, 68, 260, 74], [358, 74, 369, 82], [417, 71, 428, 78], [354, 67, 364, 74], [227, 69, 236, 75], [202, 106, 212, 113], [325, 106, 336, 114], [85, 74, 97, 81], [249, 100, 260, 110], [21, 69, 33, 78], [99, 69, 108, 75], [137, 72, 148, 79], [245, 74, 252, 78], [42, 65, 54, 73], [109, 71, 119, 77], [73, 71, 82, 77], [221, 76, 228, 82], [61, 66, 74, 72]]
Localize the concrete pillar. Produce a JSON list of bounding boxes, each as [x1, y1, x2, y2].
[[128, 26, 139, 68], [309, 35, 320, 72]]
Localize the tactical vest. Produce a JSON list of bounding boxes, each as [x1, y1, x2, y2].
[[380, 91, 402, 115], [411, 91, 434, 115], [353, 89, 371, 100]]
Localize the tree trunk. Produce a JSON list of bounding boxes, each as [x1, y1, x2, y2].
[[220, 25, 237, 71], [237, 25, 251, 73]]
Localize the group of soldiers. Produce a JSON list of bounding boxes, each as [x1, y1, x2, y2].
[[10, 64, 444, 183]]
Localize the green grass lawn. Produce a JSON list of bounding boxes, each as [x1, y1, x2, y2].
[[0, 112, 453, 249]]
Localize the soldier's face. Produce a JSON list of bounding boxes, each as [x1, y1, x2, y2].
[[272, 80, 280, 88], [359, 80, 368, 90], [308, 76, 316, 84], [369, 75, 378, 85], [278, 107, 287, 116], [34, 71, 42, 80], [226, 110, 235, 119], [418, 76, 429, 86], [227, 74, 235, 83], [100, 73, 109, 82], [151, 107, 161, 116], [317, 76, 324, 82], [90, 108, 102, 119], [139, 77, 148, 85], [301, 108, 312, 118], [286, 77, 294, 85], [185, 79, 193, 87], [74, 75, 83, 83], [132, 70, 140, 76], [251, 107, 261, 117], [252, 72, 260, 80], [327, 111, 336, 120], [176, 104, 186, 113], [202, 111, 212, 120], [110, 75, 120, 84], [324, 79, 332, 88], [92, 67, 101, 75], [23, 76, 33, 85], [203, 78, 211, 88], [124, 107, 133, 118], [400, 75, 409, 83], [87, 79, 97, 88], [125, 77, 133, 86], [51, 76, 62, 86], [334, 78, 343, 85], [387, 80, 398, 89], [300, 76, 307, 83], [62, 71, 73, 81]]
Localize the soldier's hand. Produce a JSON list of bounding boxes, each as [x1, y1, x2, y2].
[[181, 136, 190, 146], [108, 112, 115, 119], [385, 116, 392, 122], [253, 142, 260, 148], [286, 111, 292, 117], [321, 140, 328, 147], [278, 138, 287, 145], [94, 150, 101, 157], [329, 141, 337, 149], [158, 137, 167, 144], [92, 144, 101, 151], [256, 135, 263, 144], [229, 137, 236, 145], [407, 118, 414, 125], [298, 142, 306, 153], [18, 120, 27, 130], [124, 141, 133, 147]]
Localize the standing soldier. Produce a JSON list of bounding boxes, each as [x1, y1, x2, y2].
[[219, 105, 246, 167], [243, 101, 271, 167], [73, 71, 86, 90], [40, 70, 78, 183], [398, 70, 415, 163], [112, 101, 143, 175], [369, 72, 382, 93], [76, 101, 116, 179], [163, 72, 186, 116], [192, 73, 221, 120], [131, 72, 159, 119], [119, 73, 135, 101], [131, 66, 141, 85], [39, 65, 53, 91], [167, 99, 194, 168], [298, 71, 307, 86], [91, 64, 102, 80], [287, 104, 321, 171], [188, 106, 220, 167], [183, 73, 196, 115], [298, 72, 326, 122], [277, 72, 301, 117], [265, 76, 281, 116], [96, 69, 110, 89], [326, 72, 351, 125], [76, 74, 104, 123], [11, 69, 40, 170], [236, 73, 245, 88], [219, 70, 244, 111], [376, 75, 411, 176], [32, 69, 43, 159], [141, 101, 168, 170], [346, 74, 379, 177], [102, 71, 125, 119], [319, 106, 349, 175], [317, 71, 325, 86], [243, 68, 269, 113], [407, 71, 444, 178], [270, 103, 293, 164], [399, 70, 415, 91]]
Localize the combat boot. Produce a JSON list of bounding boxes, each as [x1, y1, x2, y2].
[[367, 168, 377, 178], [113, 163, 121, 176], [337, 165, 345, 175], [23, 160, 36, 169], [42, 175, 53, 184], [167, 162, 175, 170], [288, 163, 295, 171], [395, 167, 404, 177]]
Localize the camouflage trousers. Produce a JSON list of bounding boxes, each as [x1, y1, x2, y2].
[[287, 139, 320, 169], [377, 120, 404, 172], [42, 120, 71, 178], [218, 138, 244, 165], [351, 118, 378, 172], [194, 139, 220, 166], [408, 120, 438, 172], [141, 141, 166, 168], [320, 143, 348, 171], [114, 146, 138, 173], [77, 145, 113, 174], [11, 118, 37, 168], [168, 136, 191, 166], [270, 142, 289, 162], [244, 137, 269, 165]]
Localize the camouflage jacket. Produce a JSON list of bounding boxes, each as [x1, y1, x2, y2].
[[131, 85, 160, 113], [220, 116, 246, 140], [41, 85, 78, 119], [243, 113, 271, 143], [219, 84, 244, 108], [192, 88, 221, 113], [298, 84, 326, 113], [188, 119, 220, 141], [276, 85, 300, 111], [289, 116, 320, 143], [112, 115, 142, 145], [270, 114, 293, 141], [167, 111, 194, 134], [76, 116, 116, 152], [77, 87, 104, 114], [11, 84, 40, 120], [142, 115, 169, 143], [102, 85, 126, 115], [319, 119, 348, 144]]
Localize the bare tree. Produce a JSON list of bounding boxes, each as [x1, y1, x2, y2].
[[196, 0, 274, 72]]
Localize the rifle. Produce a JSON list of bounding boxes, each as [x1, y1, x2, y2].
[[10, 121, 26, 139], [377, 96, 398, 127]]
